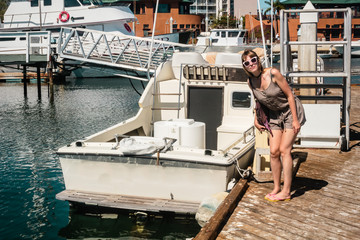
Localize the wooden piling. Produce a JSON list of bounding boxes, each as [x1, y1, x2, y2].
[[22, 65, 27, 97], [194, 180, 248, 240], [36, 65, 41, 100]]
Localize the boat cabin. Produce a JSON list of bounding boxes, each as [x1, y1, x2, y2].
[[196, 29, 247, 46]]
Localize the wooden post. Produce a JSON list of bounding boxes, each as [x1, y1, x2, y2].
[[298, 2, 318, 104], [194, 180, 249, 240], [47, 57, 54, 103], [37, 65, 41, 100], [23, 65, 27, 98]]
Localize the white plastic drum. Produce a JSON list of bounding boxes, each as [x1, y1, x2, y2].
[[154, 119, 205, 149]]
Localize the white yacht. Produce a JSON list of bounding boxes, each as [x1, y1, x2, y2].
[[1, 0, 136, 36], [335, 40, 360, 57], [196, 29, 248, 47], [56, 51, 256, 214]]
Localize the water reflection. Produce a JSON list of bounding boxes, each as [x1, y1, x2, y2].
[[59, 208, 200, 240]]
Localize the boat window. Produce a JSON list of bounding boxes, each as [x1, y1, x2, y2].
[[30, 0, 38, 7], [91, 0, 103, 5], [78, 0, 91, 5], [44, 0, 52, 6], [239, 31, 245, 37], [0, 38, 16, 42], [65, 0, 81, 7], [221, 32, 226, 38], [232, 92, 251, 108], [228, 31, 239, 38], [215, 31, 220, 37]]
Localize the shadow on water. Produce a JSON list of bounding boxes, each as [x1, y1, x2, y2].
[[58, 206, 200, 240]]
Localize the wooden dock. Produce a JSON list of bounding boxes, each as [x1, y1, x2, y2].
[[196, 85, 360, 240]]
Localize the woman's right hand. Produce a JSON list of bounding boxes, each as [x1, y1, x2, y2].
[[255, 120, 266, 132]]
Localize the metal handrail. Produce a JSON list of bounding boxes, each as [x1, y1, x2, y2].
[[280, 7, 351, 151], [57, 27, 191, 80]]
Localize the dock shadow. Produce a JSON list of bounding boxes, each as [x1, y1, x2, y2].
[[291, 176, 328, 199], [348, 122, 360, 150]]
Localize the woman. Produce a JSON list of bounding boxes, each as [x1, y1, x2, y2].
[[242, 50, 306, 202]]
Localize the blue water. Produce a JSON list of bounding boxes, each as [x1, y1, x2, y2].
[[0, 78, 199, 239]]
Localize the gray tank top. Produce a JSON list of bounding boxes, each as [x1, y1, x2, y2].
[[250, 69, 306, 129], [252, 79, 289, 111]]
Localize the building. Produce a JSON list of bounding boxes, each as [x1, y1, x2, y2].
[[104, 0, 201, 41], [243, 0, 360, 43], [281, 0, 360, 41]]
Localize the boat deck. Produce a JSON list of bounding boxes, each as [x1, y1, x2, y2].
[[214, 85, 360, 239], [56, 190, 200, 215]]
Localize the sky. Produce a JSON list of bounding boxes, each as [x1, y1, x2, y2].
[[260, 0, 271, 9]]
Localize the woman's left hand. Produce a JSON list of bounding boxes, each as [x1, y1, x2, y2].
[[293, 120, 301, 134]]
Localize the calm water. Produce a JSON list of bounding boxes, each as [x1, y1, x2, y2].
[[0, 78, 199, 239], [1, 58, 359, 240]]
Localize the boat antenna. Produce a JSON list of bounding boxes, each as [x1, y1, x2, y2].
[[39, 0, 43, 31], [257, 0, 269, 68], [146, 0, 159, 80]]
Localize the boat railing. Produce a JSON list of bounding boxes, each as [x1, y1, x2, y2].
[[0, 31, 51, 63], [220, 126, 255, 156], [57, 27, 192, 80]]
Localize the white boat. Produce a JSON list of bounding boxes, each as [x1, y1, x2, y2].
[[196, 29, 248, 47], [334, 40, 360, 56], [0, 0, 136, 42], [56, 51, 256, 213]]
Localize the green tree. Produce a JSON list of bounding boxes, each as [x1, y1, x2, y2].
[[264, 0, 285, 16], [264, 0, 285, 36], [210, 15, 237, 29], [0, 0, 10, 22]]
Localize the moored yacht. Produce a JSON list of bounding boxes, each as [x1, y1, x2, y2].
[[1, 0, 136, 36], [56, 51, 256, 214], [196, 28, 248, 47]]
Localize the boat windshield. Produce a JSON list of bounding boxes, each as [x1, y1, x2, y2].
[[65, 0, 103, 7], [79, 0, 103, 5]]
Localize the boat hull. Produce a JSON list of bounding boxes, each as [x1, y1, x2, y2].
[[58, 146, 254, 204]]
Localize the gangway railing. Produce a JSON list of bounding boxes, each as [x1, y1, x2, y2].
[[56, 27, 191, 80], [280, 8, 351, 151], [0, 31, 51, 63]]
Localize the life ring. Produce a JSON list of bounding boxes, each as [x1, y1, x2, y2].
[[124, 23, 132, 33], [59, 11, 70, 23]]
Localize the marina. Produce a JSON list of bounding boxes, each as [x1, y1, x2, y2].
[[1, 1, 360, 239]]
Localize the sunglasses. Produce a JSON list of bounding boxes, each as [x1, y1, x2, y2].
[[243, 57, 257, 67]]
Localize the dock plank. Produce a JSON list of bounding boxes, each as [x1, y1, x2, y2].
[[216, 85, 360, 239]]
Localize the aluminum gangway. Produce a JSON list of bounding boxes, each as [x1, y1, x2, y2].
[[56, 27, 192, 81], [280, 7, 352, 151]]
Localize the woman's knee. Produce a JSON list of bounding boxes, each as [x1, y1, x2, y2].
[[270, 148, 280, 159], [279, 146, 292, 158]]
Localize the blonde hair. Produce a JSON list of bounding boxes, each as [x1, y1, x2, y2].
[[241, 49, 263, 77]]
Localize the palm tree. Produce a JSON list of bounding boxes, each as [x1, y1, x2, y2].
[[0, 0, 10, 22], [264, 0, 285, 38]]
